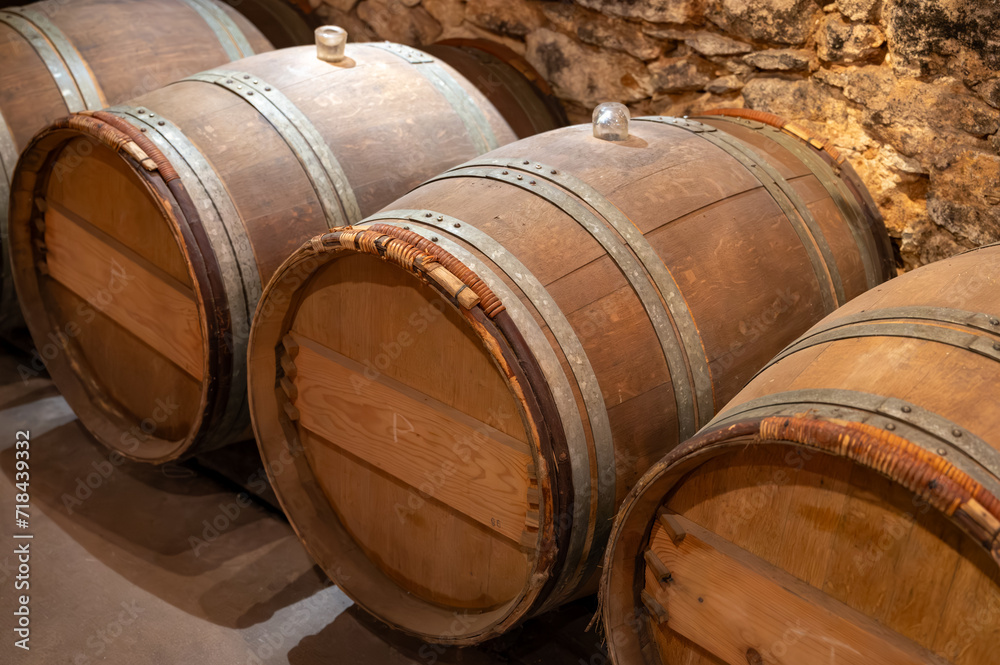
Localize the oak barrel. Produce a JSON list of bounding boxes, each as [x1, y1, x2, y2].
[[246, 110, 895, 643], [8, 40, 533, 462], [424, 39, 568, 139], [600, 243, 1000, 665], [0, 0, 273, 338]]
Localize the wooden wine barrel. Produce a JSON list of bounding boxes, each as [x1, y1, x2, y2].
[[8, 41, 523, 463], [245, 110, 895, 643], [227, 0, 320, 49], [0, 0, 273, 338], [600, 243, 1000, 665], [424, 39, 568, 139]]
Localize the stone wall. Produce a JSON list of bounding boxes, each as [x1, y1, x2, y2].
[[313, 0, 1000, 270]]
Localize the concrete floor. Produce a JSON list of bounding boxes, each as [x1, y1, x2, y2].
[[0, 346, 605, 664]]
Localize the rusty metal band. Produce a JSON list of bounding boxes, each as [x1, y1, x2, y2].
[[636, 116, 844, 313], [364, 42, 499, 155], [767, 316, 1000, 369], [107, 105, 256, 440], [455, 157, 715, 434], [363, 208, 607, 607], [177, 0, 255, 61], [4, 7, 104, 109], [711, 389, 1000, 497], [182, 70, 360, 228], [699, 115, 882, 290], [0, 10, 86, 112], [0, 107, 16, 332]]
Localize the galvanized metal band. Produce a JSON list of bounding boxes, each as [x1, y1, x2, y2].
[[428, 165, 694, 446], [636, 116, 844, 313], [0, 107, 16, 332], [712, 389, 1000, 498], [418, 168, 661, 591], [5, 7, 104, 110], [699, 115, 882, 291], [177, 0, 255, 60], [181, 70, 360, 228], [364, 42, 499, 155], [768, 318, 1000, 369], [801, 306, 1000, 344], [0, 9, 86, 112], [363, 208, 608, 607], [454, 157, 715, 433], [751, 307, 1000, 385], [106, 106, 256, 439]]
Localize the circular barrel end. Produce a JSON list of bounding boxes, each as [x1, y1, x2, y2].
[[7, 114, 213, 463], [601, 413, 1000, 665], [248, 224, 564, 642]]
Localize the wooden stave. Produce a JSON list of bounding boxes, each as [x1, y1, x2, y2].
[[599, 243, 1000, 665], [7, 42, 519, 463], [247, 116, 893, 642], [0, 0, 272, 338]]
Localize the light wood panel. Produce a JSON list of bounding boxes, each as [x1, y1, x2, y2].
[[302, 428, 530, 609], [646, 516, 945, 665], [292, 333, 531, 543], [664, 445, 1000, 661], [45, 206, 202, 379]]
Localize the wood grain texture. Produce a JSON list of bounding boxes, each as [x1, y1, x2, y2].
[[0, 0, 270, 157], [241, 112, 889, 642], [603, 244, 1000, 665], [9, 38, 537, 463], [45, 205, 202, 379], [292, 333, 531, 542], [645, 517, 945, 665], [301, 428, 530, 610]]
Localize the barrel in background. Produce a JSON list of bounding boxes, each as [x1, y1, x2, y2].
[[0, 0, 273, 340], [425, 38, 568, 139], [7, 40, 546, 463], [600, 243, 1000, 665], [246, 111, 895, 643]]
